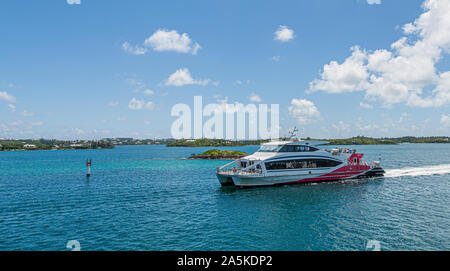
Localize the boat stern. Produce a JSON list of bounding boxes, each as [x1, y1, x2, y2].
[[359, 166, 385, 178], [216, 172, 235, 186]]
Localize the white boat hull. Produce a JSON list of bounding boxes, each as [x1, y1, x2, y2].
[[218, 166, 384, 187]]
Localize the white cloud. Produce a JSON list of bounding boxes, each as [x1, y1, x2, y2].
[[367, 0, 381, 5], [117, 117, 127, 121], [108, 101, 119, 107], [308, 46, 369, 93], [144, 29, 201, 55], [126, 77, 158, 95], [122, 42, 148, 55], [21, 110, 34, 117], [309, 0, 450, 108], [123, 29, 200, 55], [128, 98, 145, 110], [274, 25, 295, 42], [441, 114, 450, 127], [235, 80, 250, 85], [271, 56, 281, 62], [128, 98, 154, 110], [164, 68, 212, 87], [142, 89, 154, 96], [144, 101, 155, 110], [0, 91, 16, 103], [67, 0, 81, 4], [8, 104, 16, 112], [359, 102, 373, 109], [288, 99, 322, 124], [249, 92, 262, 103]]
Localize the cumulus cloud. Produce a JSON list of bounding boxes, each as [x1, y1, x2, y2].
[[0, 91, 16, 103], [128, 98, 154, 110], [308, 46, 369, 93], [122, 42, 148, 55], [164, 68, 212, 87], [249, 92, 262, 103], [274, 25, 295, 42], [145, 29, 201, 54], [308, 0, 450, 108], [288, 99, 322, 124], [123, 29, 201, 55], [67, 0, 81, 4], [108, 101, 119, 107], [359, 102, 373, 109]]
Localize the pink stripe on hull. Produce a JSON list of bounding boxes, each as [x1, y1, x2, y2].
[[280, 165, 367, 185]]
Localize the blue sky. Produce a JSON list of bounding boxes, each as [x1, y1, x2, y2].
[[0, 0, 449, 139]]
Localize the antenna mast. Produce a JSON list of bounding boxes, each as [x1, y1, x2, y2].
[[288, 127, 299, 141]]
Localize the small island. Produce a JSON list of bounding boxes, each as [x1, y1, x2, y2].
[[188, 149, 249, 160]]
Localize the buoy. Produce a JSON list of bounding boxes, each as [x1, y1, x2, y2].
[[86, 159, 92, 177]]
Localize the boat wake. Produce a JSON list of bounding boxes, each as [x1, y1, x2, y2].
[[385, 164, 450, 178]]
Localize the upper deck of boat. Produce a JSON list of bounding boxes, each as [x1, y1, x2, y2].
[[261, 140, 329, 146]]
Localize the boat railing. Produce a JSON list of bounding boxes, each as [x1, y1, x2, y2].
[[360, 160, 369, 166], [236, 160, 264, 176], [371, 161, 381, 168], [217, 160, 240, 175], [217, 159, 264, 176]]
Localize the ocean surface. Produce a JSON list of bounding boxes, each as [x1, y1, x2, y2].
[[0, 144, 449, 251]]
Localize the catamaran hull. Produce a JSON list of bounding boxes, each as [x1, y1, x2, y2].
[[218, 167, 385, 187], [216, 173, 235, 186]]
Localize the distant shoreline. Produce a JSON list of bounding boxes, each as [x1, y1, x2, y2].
[[2, 142, 450, 153], [1, 136, 449, 152], [166, 137, 450, 147]]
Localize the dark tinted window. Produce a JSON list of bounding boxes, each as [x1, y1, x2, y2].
[[265, 159, 341, 170], [279, 145, 318, 152]]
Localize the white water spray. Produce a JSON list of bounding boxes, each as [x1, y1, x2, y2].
[[385, 164, 450, 178]]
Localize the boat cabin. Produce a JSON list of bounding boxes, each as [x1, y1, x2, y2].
[[257, 140, 329, 153]]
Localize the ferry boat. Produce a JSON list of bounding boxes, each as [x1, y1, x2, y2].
[[216, 139, 385, 187]]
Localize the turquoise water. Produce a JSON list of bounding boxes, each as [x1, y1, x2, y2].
[[0, 144, 449, 251]]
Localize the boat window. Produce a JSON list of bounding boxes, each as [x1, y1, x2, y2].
[[265, 159, 342, 170], [279, 145, 296, 152], [258, 145, 282, 152], [278, 145, 319, 152], [258, 145, 319, 152]]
